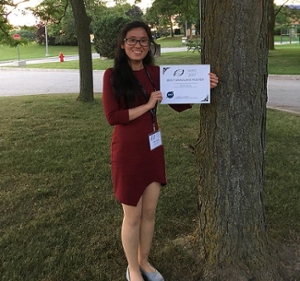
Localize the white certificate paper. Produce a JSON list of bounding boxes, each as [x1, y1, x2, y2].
[[160, 65, 210, 104]]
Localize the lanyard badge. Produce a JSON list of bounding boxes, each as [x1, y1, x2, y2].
[[148, 130, 162, 151]]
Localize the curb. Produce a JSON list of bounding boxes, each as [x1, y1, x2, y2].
[[0, 68, 105, 73], [268, 75, 300, 80], [267, 106, 300, 116]]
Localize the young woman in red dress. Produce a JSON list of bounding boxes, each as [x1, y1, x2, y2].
[[102, 20, 218, 281]]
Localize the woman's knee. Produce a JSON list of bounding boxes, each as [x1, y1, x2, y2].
[[141, 206, 156, 222], [123, 213, 141, 227]]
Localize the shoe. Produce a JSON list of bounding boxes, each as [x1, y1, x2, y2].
[[140, 266, 164, 281], [126, 267, 130, 281], [126, 267, 145, 281]]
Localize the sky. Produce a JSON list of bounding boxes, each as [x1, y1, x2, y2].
[[275, 0, 300, 4], [7, 0, 153, 26], [7, 0, 300, 27]]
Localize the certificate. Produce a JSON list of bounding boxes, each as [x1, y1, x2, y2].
[[160, 65, 210, 104]]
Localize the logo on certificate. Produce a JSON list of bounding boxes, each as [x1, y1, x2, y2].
[[166, 91, 174, 99], [173, 69, 185, 76], [163, 67, 170, 74]]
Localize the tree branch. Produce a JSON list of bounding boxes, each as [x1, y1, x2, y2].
[[275, 0, 290, 17]]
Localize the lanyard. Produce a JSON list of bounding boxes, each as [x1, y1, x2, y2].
[[135, 67, 157, 131]]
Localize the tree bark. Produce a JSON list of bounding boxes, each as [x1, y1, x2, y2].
[[70, 0, 94, 101], [196, 0, 286, 280]]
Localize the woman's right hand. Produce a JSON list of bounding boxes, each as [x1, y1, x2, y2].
[[147, 91, 162, 109]]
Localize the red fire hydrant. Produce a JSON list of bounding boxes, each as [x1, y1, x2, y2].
[[59, 52, 64, 62]]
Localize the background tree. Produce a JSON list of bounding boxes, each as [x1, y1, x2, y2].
[[69, 0, 93, 101], [0, 5, 13, 43], [274, 4, 300, 36], [93, 2, 147, 59], [0, 0, 29, 44], [269, 0, 284, 49], [125, 5, 143, 19], [268, 0, 299, 49], [149, 0, 178, 37], [36, 22, 48, 45], [143, 6, 160, 33], [41, 8, 77, 46], [31, 0, 94, 101], [175, 0, 199, 35], [93, 13, 129, 59], [196, 0, 287, 280], [144, 0, 200, 37]]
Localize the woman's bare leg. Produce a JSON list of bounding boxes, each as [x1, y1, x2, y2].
[[138, 182, 161, 272], [122, 199, 144, 281]]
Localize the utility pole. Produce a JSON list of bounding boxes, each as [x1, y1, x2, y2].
[[45, 23, 49, 56]]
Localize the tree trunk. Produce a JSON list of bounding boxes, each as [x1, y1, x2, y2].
[[170, 16, 174, 37], [70, 0, 94, 101], [196, 0, 286, 280], [269, 0, 275, 50]]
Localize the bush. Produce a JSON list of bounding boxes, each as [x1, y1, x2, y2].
[[14, 28, 36, 42], [93, 15, 130, 59], [187, 38, 201, 53], [274, 26, 282, 36]]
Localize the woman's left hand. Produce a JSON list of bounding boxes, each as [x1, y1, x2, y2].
[[209, 73, 219, 89]]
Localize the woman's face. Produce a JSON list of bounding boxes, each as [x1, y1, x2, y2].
[[121, 27, 150, 63]]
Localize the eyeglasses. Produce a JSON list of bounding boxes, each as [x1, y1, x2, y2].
[[124, 38, 150, 47]]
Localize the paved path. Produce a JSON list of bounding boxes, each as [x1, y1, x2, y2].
[[0, 68, 104, 96], [267, 75, 300, 115]]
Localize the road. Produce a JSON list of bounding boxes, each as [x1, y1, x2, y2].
[[0, 55, 299, 115], [267, 75, 300, 114], [0, 68, 104, 96]]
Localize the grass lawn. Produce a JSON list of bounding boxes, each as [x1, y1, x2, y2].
[[0, 43, 80, 61], [21, 51, 202, 70], [1, 35, 296, 62], [155, 35, 188, 48], [1, 41, 299, 75], [268, 44, 300, 74], [0, 36, 186, 62], [0, 94, 299, 280]]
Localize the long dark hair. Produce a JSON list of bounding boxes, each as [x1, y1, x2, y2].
[[111, 20, 157, 108]]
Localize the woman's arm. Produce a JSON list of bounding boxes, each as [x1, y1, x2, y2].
[[102, 69, 162, 125], [102, 69, 130, 125], [128, 91, 162, 121]]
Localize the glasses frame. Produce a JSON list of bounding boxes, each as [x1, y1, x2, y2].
[[124, 38, 150, 47]]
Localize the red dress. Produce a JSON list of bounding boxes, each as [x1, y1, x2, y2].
[[102, 65, 191, 206]]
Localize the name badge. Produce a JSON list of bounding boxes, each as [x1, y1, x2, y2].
[[148, 130, 162, 150]]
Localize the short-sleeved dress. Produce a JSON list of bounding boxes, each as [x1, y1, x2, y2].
[[102, 65, 191, 206]]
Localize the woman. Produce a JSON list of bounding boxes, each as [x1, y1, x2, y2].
[[102, 20, 218, 281]]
